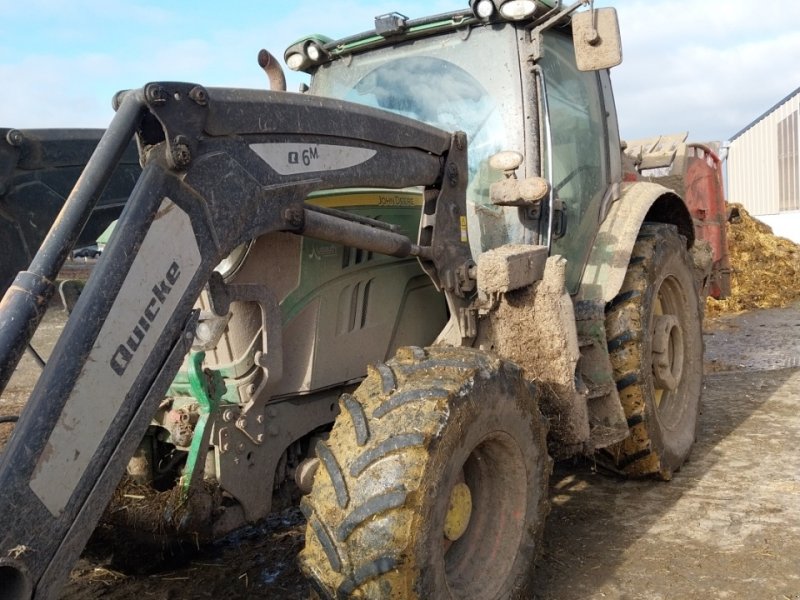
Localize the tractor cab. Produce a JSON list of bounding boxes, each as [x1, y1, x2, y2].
[[287, 1, 623, 292]]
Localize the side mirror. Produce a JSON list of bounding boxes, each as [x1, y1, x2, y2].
[[572, 7, 623, 71]]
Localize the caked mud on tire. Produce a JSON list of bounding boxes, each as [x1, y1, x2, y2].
[[299, 346, 551, 599], [603, 223, 703, 479]]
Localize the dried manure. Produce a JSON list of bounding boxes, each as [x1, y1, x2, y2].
[[707, 203, 800, 315]]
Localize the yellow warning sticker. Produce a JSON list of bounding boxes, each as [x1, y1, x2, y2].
[[460, 216, 468, 243]]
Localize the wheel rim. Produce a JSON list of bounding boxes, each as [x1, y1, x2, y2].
[[650, 275, 687, 428], [442, 432, 528, 600]]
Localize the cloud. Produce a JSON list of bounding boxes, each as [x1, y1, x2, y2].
[[0, 54, 120, 128], [3, 0, 798, 142], [610, 0, 800, 141], [0, 0, 467, 127]]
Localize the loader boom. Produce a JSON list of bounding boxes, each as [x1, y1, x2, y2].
[[0, 82, 469, 600]]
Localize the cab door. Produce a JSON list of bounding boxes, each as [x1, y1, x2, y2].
[[537, 30, 619, 293]]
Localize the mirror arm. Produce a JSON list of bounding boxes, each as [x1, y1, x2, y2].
[[526, 0, 589, 33], [588, 0, 600, 45]]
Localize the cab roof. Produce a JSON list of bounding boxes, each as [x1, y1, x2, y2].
[[285, 1, 563, 72]]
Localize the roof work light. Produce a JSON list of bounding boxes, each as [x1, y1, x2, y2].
[[470, 0, 537, 20], [284, 35, 333, 72], [470, 0, 496, 18], [499, 0, 537, 20]]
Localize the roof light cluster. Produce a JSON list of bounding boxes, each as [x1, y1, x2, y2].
[[469, 0, 538, 21], [284, 35, 333, 72], [283, 1, 542, 73]]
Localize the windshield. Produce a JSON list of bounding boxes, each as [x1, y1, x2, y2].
[[310, 25, 525, 257], [345, 56, 496, 150]]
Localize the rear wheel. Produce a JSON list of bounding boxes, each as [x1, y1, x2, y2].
[[604, 223, 703, 479], [299, 346, 551, 599]]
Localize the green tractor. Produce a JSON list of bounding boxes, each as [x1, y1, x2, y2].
[[0, 2, 728, 599]]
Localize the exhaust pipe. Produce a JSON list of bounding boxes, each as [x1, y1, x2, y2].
[[258, 49, 287, 91]]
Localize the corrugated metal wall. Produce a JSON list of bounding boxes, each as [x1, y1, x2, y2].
[[728, 91, 800, 215]]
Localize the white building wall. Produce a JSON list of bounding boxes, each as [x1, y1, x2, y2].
[[757, 211, 800, 244], [727, 91, 800, 219]]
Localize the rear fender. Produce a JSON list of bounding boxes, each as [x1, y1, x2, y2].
[[571, 182, 695, 456], [577, 181, 693, 304]]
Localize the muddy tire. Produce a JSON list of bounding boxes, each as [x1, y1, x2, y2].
[[603, 222, 703, 479], [298, 346, 550, 599]]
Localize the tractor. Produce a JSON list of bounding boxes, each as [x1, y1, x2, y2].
[[0, 1, 728, 598]]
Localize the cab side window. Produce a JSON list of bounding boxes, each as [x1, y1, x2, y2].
[[540, 31, 610, 291]]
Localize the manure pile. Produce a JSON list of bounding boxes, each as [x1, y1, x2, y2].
[[706, 203, 800, 315]]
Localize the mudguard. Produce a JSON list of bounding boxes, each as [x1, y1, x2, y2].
[[577, 181, 693, 304]]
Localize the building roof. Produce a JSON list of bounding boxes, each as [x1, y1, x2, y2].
[[730, 86, 800, 142]]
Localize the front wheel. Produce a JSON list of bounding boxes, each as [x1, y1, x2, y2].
[[603, 223, 704, 479], [299, 346, 551, 599]]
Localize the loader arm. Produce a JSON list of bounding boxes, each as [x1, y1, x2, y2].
[[0, 82, 470, 600]]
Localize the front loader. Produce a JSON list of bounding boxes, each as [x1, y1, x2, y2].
[[0, 2, 728, 599], [0, 128, 139, 297]]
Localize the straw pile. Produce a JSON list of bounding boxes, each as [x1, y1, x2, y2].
[[706, 203, 800, 315]]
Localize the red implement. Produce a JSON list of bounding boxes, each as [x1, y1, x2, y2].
[[683, 143, 731, 299]]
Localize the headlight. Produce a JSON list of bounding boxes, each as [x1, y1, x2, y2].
[[284, 35, 333, 73], [286, 52, 305, 71], [498, 0, 537, 20], [470, 0, 496, 19], [306, 42, 323, 61]]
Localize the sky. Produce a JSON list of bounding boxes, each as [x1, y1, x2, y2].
[[1, 0, 799, 143]]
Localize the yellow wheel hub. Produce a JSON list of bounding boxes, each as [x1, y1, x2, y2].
[[443, 482, 473, 542]]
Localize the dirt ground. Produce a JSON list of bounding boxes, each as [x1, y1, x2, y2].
[[2, 302, 800, 599]]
